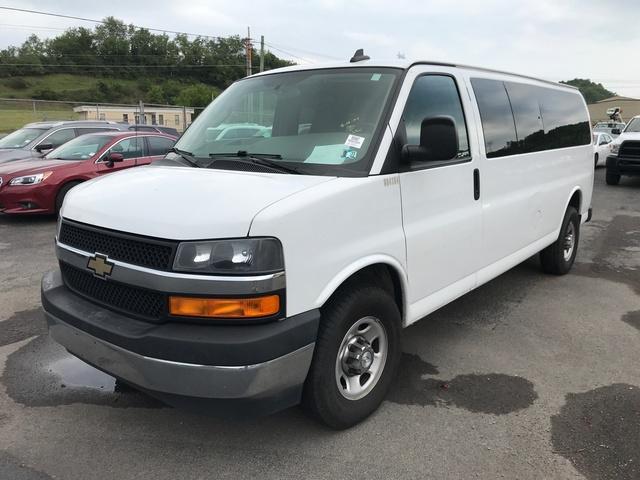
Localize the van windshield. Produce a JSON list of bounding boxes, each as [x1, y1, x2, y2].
[[173, 68, 401, 176]]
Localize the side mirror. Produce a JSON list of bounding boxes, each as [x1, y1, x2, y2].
[[105, 152, 124, 167], [611, 128, 621, 135], [35, 143, 53, 154], [402, 116, 458, 163]]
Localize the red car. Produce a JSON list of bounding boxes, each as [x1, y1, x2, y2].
[[0, 131, 176, 215]]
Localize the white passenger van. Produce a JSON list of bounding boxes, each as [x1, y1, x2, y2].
[[43, 51, 593, 429]]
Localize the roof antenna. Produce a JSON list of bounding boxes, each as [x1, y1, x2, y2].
[[350, 48, 370, 63]]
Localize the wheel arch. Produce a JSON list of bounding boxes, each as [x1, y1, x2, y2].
[[315, 256, 408, 325], [565, 187, 582, 216]]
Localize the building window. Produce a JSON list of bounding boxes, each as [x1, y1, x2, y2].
[[134, 114, 140, 124], [151, 113, 157, 125], [175, 114, 180, 125], [99, 113, 106, 121], [123, 113, 129, 123], [158, 114, 164, 125]]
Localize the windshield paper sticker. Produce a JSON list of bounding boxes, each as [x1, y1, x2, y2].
[[371, 73, 382, 81], [345, 134, 365, 149]]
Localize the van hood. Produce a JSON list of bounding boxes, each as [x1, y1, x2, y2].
[[62, 165, 335, 240]]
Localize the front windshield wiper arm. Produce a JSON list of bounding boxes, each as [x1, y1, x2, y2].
[[169, 147, 201, 168], [208, 150, 300, 174]]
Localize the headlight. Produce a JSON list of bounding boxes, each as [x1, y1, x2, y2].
[[610, 143, 620, 155], [173, 238, 284, 275], [9, 171, 53, 186]]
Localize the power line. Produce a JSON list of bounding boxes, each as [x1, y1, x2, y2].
[[1, 63, 245, 68], [262, 42, 315, 64], [264, 41, 341, 61], [0, 6, 233, 40], [0, 23, 68, 31]]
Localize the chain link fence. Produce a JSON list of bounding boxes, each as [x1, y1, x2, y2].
[[0, 98, 202, 134]]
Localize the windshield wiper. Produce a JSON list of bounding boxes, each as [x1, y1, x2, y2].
[[208, 150, 300, 174], [169, 147, 201, 168]]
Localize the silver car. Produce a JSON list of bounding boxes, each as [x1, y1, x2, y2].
[[0, 120, 126, 165]]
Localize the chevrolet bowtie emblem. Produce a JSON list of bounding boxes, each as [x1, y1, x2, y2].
[[87, 253, 114, 279]]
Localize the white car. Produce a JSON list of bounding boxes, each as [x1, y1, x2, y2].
[[43, 54, 594, 429], [593, 132, 613, 167], [593, 121, 626, 138]]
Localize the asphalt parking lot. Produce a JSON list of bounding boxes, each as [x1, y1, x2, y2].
[[0, 169, 638, 480]]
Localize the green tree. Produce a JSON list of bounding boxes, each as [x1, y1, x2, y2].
[[560, 79, 616, 104], [146, 84, 166, 104], [175, 84, 218, 107]]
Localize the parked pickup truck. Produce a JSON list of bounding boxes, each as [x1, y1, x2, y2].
[[606, 115, 640, 185]]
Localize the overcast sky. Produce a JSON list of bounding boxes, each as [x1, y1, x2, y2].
[[1, 0, 640, 97]]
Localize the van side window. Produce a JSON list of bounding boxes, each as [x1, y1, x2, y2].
[[538, 88, 591, 149], [470, 78, 518, 158], [504, 82, 545, 153], [472, 78, 591, 158], [402, 75, 470, 159]]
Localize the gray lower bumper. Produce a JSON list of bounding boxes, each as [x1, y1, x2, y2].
[[47, 312, 315, 400]]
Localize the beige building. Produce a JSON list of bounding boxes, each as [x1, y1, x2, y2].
[[73, 105, 194, 132], [587, 96, 640, 124]]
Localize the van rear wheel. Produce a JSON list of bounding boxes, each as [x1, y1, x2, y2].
[[540, 206, 579, 275], [302, 284, 401, 429]]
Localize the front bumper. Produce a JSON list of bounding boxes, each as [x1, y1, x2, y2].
[[42, 269, 320, 415], [0, 183, 56, 215], [606, 155, 640, 176]]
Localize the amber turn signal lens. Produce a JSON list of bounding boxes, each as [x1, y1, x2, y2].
[[169, 295, 280, 318]]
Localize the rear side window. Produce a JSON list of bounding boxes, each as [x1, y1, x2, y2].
[[470, 79, 517, 158], [43, 128, 76, 148], [538, 88, 590, 148], [402, 75, 470, 159], [147, 136, 175, 156], [472, 78, 590, 158], [110, 137, 145, 159]]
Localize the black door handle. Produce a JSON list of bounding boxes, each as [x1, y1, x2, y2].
[[473, 169, 480, 200]]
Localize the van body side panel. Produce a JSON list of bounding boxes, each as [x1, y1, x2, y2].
[[465, 72, 593, 271], [248, 176, 406, 319]]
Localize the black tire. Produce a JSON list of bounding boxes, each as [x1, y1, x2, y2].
[[605, 171, 620, 185], [594, 153, 598, 168], [55, 181, 82, 213], [302, 283, 402, 429], [540, 206, 579, 275]]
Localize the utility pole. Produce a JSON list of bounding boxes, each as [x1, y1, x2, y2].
[[246, 27, 252, 77], [139, 100, 145, 124], [260, 35, 265, 73]]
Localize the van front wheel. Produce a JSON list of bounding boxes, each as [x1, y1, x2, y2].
[[302, 284, 401, 429], [540, 206, 579, 275]]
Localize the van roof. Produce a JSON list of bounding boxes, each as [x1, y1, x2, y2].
[[252, 58, 578, 91]]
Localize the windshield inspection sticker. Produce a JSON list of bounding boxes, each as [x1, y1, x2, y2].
[[371, 73, 382, 81], [345, 134, 365, 149]]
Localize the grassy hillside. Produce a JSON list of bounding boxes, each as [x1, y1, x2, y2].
[[0, 73, 218, 132], [0, 74, 146, 102]]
